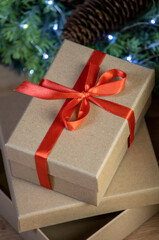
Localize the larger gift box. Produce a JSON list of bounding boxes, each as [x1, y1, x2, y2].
[[5, 40, 155, 205], [0, 92, 159, 232], [6, 122, 159, 232], [0, 127, 159, 239], [0, 190, 159, 240]]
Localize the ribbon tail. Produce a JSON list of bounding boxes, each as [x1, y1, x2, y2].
[[40, 79, 79, 93], [15, 81, 56, 99], [34, 50, 106, 189], [15, 81, 82, 100], [89, 96, 135, 147]]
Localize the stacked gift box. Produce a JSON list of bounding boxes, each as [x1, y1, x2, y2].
[[0, 40, 159, 239]]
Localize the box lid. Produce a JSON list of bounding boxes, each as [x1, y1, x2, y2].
[[5, 40, 155, 194]]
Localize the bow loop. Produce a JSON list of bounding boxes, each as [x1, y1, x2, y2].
[[88, 69, 127, 96], [62, 98, 90, 131]]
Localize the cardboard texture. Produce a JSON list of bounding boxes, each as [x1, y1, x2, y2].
[[0, 69, 158, 231], [9, 122, 159, 232], [0, 93, 159, 232], [0, 189, 159, 240], [5, 40, 155, 205], [0, 69, 159, 237], [9, 95, 151, 205]]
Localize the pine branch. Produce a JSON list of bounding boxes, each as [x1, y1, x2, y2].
[[139, 55, 159, 64], [120, 22, 159, 33], [139, 42, 159, 52]]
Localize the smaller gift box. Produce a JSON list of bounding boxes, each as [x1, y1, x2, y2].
[[6, 40, 155, 205]]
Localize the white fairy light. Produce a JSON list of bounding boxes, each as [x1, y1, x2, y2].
[[43, 53, 49, 59], [20, 24, 29, 29], [108, 35, 114, 40], [126, 55, 132, 62], [29, 69, 34, 76], [46, 0, 54, 5], [150, 19, 156, 24], [53, 23, 58, 31]]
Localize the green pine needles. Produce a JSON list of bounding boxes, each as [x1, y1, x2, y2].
[[93, 0, 159, 95], [0, 0, 159, 95], [0, 0, 68, 83]]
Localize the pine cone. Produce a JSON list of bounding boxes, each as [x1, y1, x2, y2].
[[62, 0, 151, 45]]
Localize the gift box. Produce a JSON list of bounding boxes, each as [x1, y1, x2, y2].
[[0, 189, 158, 240], [7, 121, 159, 232], [5, 40, 155, 205], [0, 167, 159, 240], [0, 92, 159, 232]]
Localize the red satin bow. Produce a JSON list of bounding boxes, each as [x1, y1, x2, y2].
[[15, 50, 135, 189]]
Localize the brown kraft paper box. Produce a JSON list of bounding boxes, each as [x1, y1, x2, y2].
[[8, 121, 159, 232], [0, 189, 159, 240], [5, 40, 155, 205], [0, 93, 158, 232], [0, 129, 159, 237]]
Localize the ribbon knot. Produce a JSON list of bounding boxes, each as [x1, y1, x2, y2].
[[15, 50, 135, 189], [81, 91, 90, 99]]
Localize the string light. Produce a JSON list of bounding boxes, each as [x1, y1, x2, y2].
[[126, 55, 132, 62], [29, 69, 34, 76], [20, 24, 29, 29], [150, 19, 156, 24], [46, 0, 54, 5], [43, 53, 49, 59], [108, 35, 114, 40], [53, 23, 58, 31]]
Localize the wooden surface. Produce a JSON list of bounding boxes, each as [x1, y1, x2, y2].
[[0, 216, 22, 240], [125, 212, 159, 240]]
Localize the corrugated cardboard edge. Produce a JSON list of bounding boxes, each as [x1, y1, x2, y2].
[[88, 205, 159, 240]]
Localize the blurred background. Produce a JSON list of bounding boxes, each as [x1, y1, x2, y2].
[[0, 0, 159, 95]]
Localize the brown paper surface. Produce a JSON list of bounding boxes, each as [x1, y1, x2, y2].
[[6, 41, 154, 204], [0, 58, 158, 231], [9, 121, 159, 232], [41, 211, 120, 240], [10, 95, 151, 205], [88, 205, 159, 240], [6, 40, 155, 204], [41, 205, 159, 240], [1, 95, 158, 232], [0, 189, 158, 240]]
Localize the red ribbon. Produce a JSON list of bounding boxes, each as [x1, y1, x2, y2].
[[16, 50, 135, 190]]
